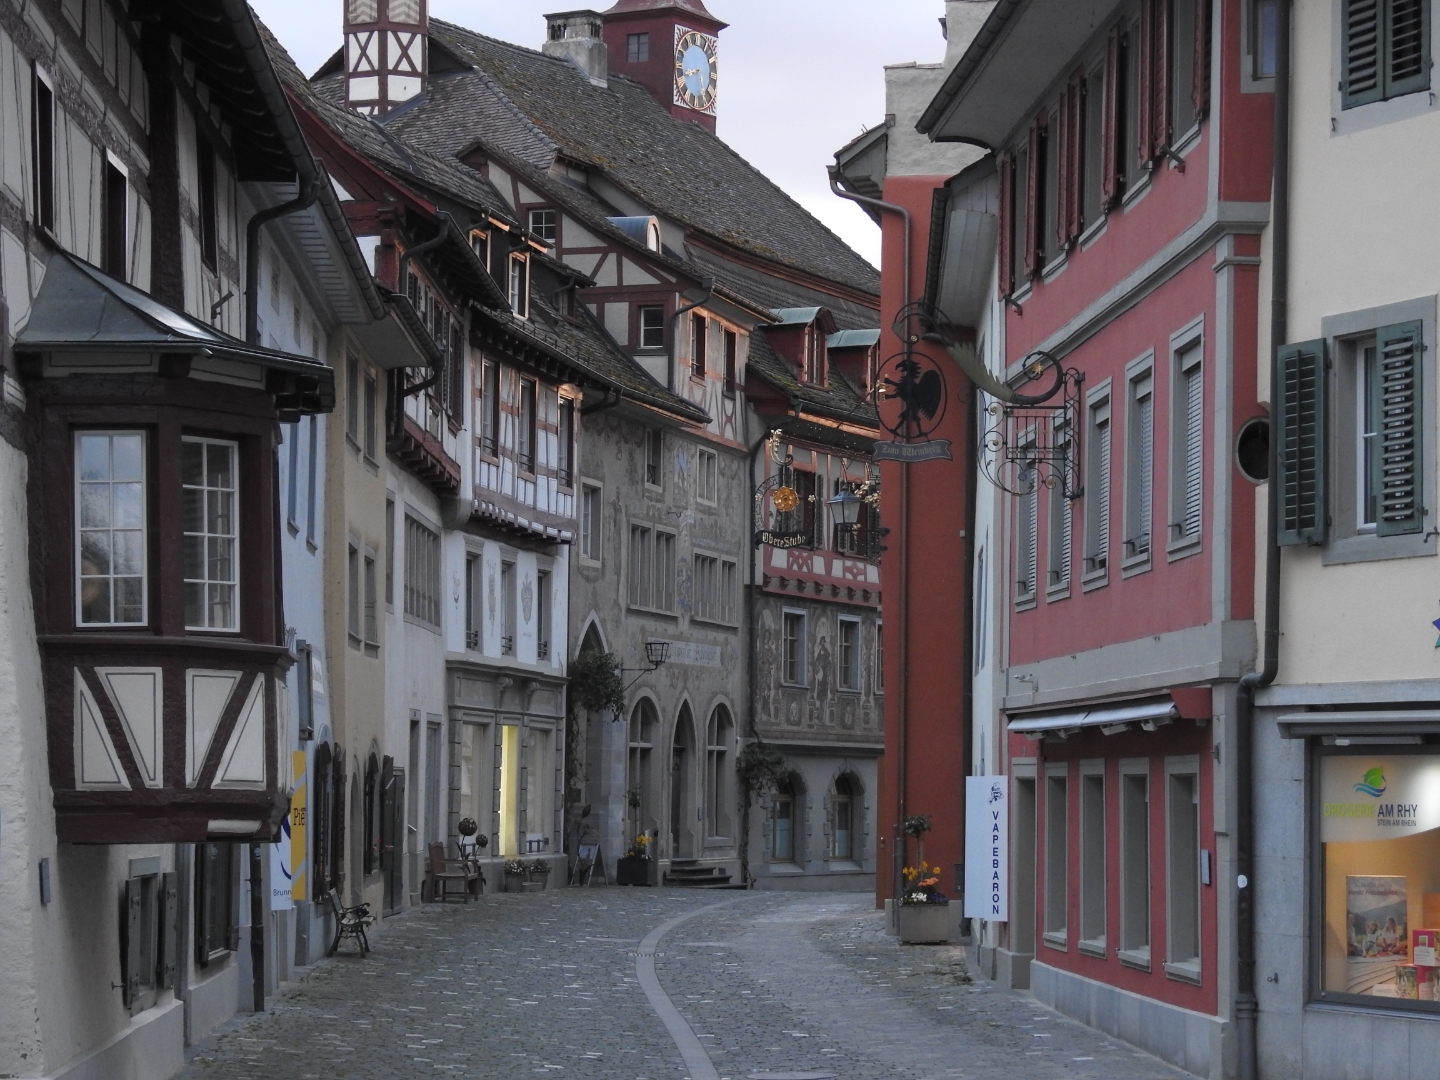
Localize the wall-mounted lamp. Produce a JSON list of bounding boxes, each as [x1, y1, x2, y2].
[[827, 488, 864, 530], [622, 640, 671, 691]]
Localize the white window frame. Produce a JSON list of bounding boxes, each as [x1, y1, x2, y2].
[[1083, 382, 1112, 588], [1042, 761, 1069, 949], [1167, 321, 1205, 559], [508, 253, 529, 317], [781, 608, 807, 686], [644, 428, 664, 490], [1123, 353, 1155, 573], [1163, 755, 1202, 983], [527, 207, 557, 244], [579, 480, 603, 565], [182, 436, 240, 633], [1118, 757, 1152, 970], [696, 447, 718, 505], [639, 305, 665, 350], [1046, 421, 1073, 598], [75, 430, 148, 628], [837, 616, 861, 692], [1078, 759, 1107, 957]]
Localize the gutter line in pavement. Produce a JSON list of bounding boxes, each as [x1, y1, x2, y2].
[[636, 899, 746, 1080]]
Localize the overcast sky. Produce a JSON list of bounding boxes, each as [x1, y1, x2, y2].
[[249, 0, 959, 267]]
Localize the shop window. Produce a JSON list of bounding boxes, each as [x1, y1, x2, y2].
[[769, 777, 800, 863], [195, 843, 239, 965], [499, 724, 520, 857], [1044, 766, 1069, 947], [524, 727, 552, 851], [76, 432, 147, 627], [628, 701, 657, 839], [458, 722, 493, 851], [1012, 773, 1038, 955], [1317, 748, 1440, 1009], [1165, 761, 1202, 981], [1080, 764, 1107, 954], [1119, 760, 1152, 968]]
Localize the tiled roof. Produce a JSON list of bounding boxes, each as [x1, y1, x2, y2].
[[682, 245, 880, 333], [746, 330, 879, 431], [314, 19, 879, 296]]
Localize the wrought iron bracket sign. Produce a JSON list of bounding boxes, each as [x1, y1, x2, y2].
[[980, 364, 1086, 499], [753, 431, 817, 548]]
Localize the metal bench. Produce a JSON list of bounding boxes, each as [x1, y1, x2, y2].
[[325, 889, 373, 956]]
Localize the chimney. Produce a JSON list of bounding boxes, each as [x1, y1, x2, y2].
[[542, 11, 609, 87], [344, 0, 429, 116]]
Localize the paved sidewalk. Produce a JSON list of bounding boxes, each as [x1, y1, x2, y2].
[[176, 890, 1191, 1080]]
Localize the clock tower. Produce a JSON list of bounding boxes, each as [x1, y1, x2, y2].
[[600, 0, 727, 132]]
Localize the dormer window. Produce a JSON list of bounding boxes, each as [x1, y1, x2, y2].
[[509, 253, 530, 317], [470, 229, 490, 270], [528, 209, 557, 243], [647, 221, 661, 251], [805, 327, 826, 385]]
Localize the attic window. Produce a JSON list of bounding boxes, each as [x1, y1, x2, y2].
[[647, 221, 661, 251], [509, 254, 530, 318], [805, 328, 826, 386], [628, 33, 650, 63], [529, 208, 557, 243], [470, 229, 490, 270]]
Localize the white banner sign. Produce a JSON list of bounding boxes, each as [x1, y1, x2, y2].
[[1320, 755, 1440, 843], [270, 813, 294, 911], [965, 775, 1008, 921]]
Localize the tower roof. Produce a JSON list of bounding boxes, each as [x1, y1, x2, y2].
[[602, 0, 725, 24]]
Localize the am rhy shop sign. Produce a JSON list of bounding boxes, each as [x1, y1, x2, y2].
[[1320, 755, 1440, 843]]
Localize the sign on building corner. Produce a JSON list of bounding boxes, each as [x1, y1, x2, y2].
[[964, 775, 1008, 922]]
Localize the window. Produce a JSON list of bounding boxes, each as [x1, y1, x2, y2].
[[537, 569, 552, 661], [121, 867, 176, 1012], [509, 254, 529, 316], [1315, 748, 1440, 1011], [1120, 761, 1152, 967], [518, 378, 537, 473], [479, 361, 500, 456], [1125, 365, 1154, 561], [103, 157, 128, 280], [182, 439, 239, 631], [1081, 64, 1105, 230], [1007, 140, 1029, 292], [639, 306, 665, 350], [645, 428, 664, 487], [775, 467, 821, 548], [1165, 761, 1201, 980], [627, 31, 650, 62], [77, 433, 146, 627], [286, 423, 300, 530], [627, 703, 656, 838], [1080, 765, 1107, 954], [1170, 341, 1204, 548], [32, 67, 54, 232], [1047, 428, 1073, 591], [1041, 108, 1060, 267], [804, 328, 825, 385], [875, 621, 885, 693], [769, 779, 796, 862], [464, 552, 481, 650], [385, 497, 395, 606], [832, 776, 855, 861], [1171, 0, 1201, 136], [1252, 0, 1279, 78], [195, 843, 239, 966], [1084, 394, 1111, 577], [782, 610, 807, 685], [1016, 480, 1038, 602], [697, 448, 718, 504], [581, 483, 602, 562], [1123, 18, 1145, 191], [705, 707, 733, 839], [528, 208, 557, 243], [346, 355, 361, 445], [1044, 766, 1069, 946], [348, 542, 361, 644], [1342, 0, 1431, 108], [838, 618, 860, 691], [470, 229, 490, 269], [693, 554, 735, 624], [404, 515, 441, 627], [363, 552, 378, 651], [723, 329, 738, 396], [691, 313, 707, 378], [720, 559, 737, 624], [197, 135, 218, 272], [364, 370, 378, 460], [557, 398, 575, 487], [306, 416, 319, 545], [500, 560, 515, 655], [628, 525, 676, 611]]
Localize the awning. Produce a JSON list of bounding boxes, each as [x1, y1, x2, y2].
[[17, 252, 334, 412], [1278, 711, 1440, 739], [1008, 697, 1179, 738]]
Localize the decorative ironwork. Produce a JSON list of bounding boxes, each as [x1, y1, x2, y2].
[[753, 431, 815, 548], [981, 365, 1086, 499]]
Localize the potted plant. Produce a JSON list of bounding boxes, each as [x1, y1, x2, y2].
[[525, 858, 551, 892], [898, 862, 950, 943], [616, 833, 657, 886], [503, 858, 527, 893]]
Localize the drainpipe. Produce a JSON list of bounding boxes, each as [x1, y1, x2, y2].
[[1236, 3, 1290, 1077], [669, 279, 716, 390], [829, 165, 912, 905]]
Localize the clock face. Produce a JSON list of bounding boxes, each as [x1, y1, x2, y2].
[[673, 28, 718, 113]]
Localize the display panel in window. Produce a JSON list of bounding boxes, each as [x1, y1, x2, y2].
[[1317, 749, 1440, 1009], [76, 432, 147, 627]]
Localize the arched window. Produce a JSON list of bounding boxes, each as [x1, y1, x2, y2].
[[628, 700, 657, 838], [705, 706, 733, 840], [363, 752, 380, 875], [832, 775, 855, 861], [769, 773, 804, 865]]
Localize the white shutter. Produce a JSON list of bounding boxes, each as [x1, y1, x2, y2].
[[1138, 394, 1153, 549]]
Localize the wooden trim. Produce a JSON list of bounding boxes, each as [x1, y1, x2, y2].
[[78, 665, 150, 791]]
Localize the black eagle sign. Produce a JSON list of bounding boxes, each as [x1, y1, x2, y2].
[[879, 352, 947, 441]]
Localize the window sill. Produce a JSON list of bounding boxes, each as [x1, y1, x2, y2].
[[690, 616, 739, 631], [1042, 931, 1068, 952], [689, 373, 707, 384], [1015, 593, 1038, 612], [1078, 214, 1108, 251], [1321, 530, 1438, 566], [1168, 121, 1203, 165], [828, 859, 862, 872], [780, 681, 809, 690], [363, 456, 379, 477], [1121, 550, 1152, 578], [363, 643, 379, 658], [1078, 937, 1107, 959], [403, 614, 443, 635], [1164, 959, 1202, 985], [1166, 535, 1202, 562], [1120, 172, 1152, 211], [348, 634, 362, 651], [1117, 947, 1152, 972], [1039, 250, 1068, 285], [577, 556, 603, 569], [345, 434, 362, 455], [628, 605, 679, 620], [1081, 567, 1108, 592], [1045, 583, 1071, 602], [286, 520, 299, 537]]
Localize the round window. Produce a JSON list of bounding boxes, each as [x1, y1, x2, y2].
[[1235, 415, 1269, 484]]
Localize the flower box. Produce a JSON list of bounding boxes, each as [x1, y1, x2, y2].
[[503, 871, 527, 894], [616, 856, 657, 886], [898, 901, 950, 944]]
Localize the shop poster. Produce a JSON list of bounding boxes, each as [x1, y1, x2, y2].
[[1346, 875, 1409, 996]]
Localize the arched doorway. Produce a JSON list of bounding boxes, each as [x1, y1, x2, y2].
[[627, 699, 658, 843], [670, 704, 697, 859]]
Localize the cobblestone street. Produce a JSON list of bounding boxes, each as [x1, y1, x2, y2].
[[179, 891, 1190, 1080]]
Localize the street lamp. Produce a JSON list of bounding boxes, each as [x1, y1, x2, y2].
[[622, 640, 671, 692], [827, 487, 864, 530]]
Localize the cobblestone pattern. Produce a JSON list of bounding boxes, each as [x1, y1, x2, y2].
[[178, 890, 1194, 1080]]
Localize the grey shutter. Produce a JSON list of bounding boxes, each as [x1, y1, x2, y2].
[[225, 845, 242, 953], [1343, 0, 1385, 106], [124, 877, 143, 1004], [1183, 365, 1204, 538], [1138, 393, 1154, 549], [1276, 339, 1328, 545], [1385, 0, 1431, 97], [1060, 489, 1073, 584], [159, 872, 178, 989], [1018, 487, 1037, 595], [1373, 321, 1425, 535], [1097, 419, 1111, 566]]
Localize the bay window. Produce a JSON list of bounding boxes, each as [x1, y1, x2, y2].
[[77, 432, 146, 627], [182, 438, 239, 631]]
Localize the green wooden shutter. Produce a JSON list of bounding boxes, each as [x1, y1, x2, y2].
[[1384, 0, 1431, 98], [1343, 0, 1385, 106], [1276, 340, 1328, 545], [1372, 321, 1425, 535]]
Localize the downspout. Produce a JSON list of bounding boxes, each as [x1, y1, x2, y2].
[[669, 279, 716, 389], [742, 426, 771, 888], [1236, 3, 1289, 1077], [960, 372, 980, 918], [828, 165, 912, 905]]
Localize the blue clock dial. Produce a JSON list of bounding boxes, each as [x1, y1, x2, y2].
[[682, 44, 710, 97], [673, 29, 718, 112]]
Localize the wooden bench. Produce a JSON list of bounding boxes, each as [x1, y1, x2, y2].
[[325, 889, 373, 957], [428, 841, 481, 902]]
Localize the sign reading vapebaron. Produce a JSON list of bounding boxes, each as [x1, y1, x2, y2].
[[964, 775, 1008, 921], [1320, 755, 1440, 843]]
